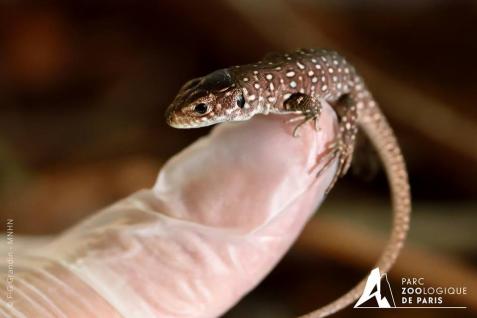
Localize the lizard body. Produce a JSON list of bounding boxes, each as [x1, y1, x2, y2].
[[166, 48, 411, 317]]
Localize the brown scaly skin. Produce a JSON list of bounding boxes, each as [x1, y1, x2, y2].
[[166, 48, 411, 318]]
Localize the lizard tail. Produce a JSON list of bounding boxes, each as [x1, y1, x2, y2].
[[301, 95, 411, 317]]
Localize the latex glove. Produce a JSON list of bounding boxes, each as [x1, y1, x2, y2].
[[1, 103, 338, 318]]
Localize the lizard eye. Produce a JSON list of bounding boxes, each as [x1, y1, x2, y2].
[[236, 94, 245, 108], [194, 103, 209, 115]]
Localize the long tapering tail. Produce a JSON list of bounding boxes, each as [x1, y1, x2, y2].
[[301, 87, 411, 317]]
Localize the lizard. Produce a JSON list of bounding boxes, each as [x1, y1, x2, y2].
[[165, 48, 411, 317]]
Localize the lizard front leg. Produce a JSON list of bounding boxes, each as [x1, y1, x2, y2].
[[284, 93, 358, 194], [283, 93, 338, 188], [283, 93, 323, 137]]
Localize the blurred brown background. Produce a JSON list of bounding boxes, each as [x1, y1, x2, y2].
[[0, 1, 476, 317]]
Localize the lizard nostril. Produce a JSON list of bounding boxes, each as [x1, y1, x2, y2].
[[165, 106, 172, 120], [165, 104, 177, 125]]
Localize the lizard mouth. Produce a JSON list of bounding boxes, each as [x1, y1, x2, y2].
[[165, 106, 197, 128], [164, 104, 176, 126], [165, 103, 190, 128]]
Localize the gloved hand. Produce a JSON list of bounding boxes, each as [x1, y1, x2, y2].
[[1, 103, 338, 318]]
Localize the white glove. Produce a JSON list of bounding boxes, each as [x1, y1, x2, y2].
[[1, 104, 338, 318]]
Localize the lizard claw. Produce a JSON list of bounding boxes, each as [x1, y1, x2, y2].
[[308, 138, 349, 195], [285, 115, 306, 124], [288, 111, 320, 137], [313, 116, 321, 132]]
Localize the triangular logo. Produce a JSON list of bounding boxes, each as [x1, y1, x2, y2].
[[354, 268, 396, 308]]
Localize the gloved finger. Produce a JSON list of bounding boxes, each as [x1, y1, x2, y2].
[[1, 103, 338, 318]]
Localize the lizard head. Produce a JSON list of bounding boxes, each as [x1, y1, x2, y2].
[[166, 69, 251, 128]]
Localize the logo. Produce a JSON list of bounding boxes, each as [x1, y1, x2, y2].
[[354, 268, 396, 308], [355, 268, 468, 310]]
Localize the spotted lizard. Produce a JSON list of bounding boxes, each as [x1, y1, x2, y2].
[[165, 48, 411, 317]]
